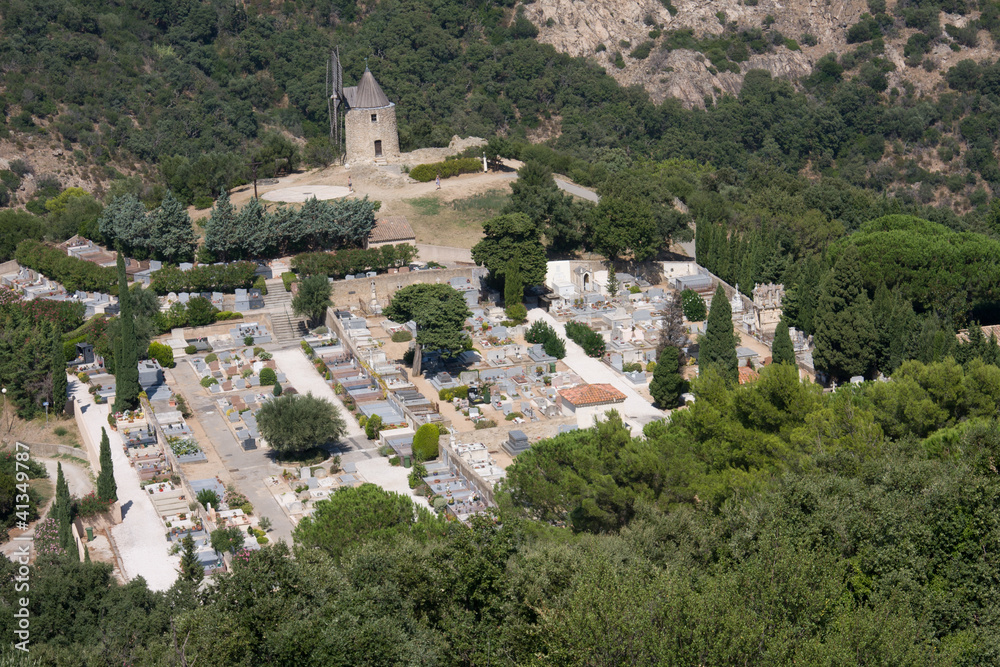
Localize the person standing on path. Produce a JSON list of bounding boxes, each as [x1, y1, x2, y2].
[[436, 174, 441, 189], [348, 176, 352, 192]]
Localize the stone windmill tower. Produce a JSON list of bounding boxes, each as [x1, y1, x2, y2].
[[342, 65, 400, 166]]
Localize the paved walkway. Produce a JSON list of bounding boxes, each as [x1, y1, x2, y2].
[[41, 459, 93, 497], [71, 380, 180, 591], [555, 179, 599, 203], [168, 364, 295, 545], [270, 348, 365, 438], [526, 309, 666, 434], [270, 348, 430, 507]]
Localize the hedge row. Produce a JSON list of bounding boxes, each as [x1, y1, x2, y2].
[[150, 262, 257, 294], [292, 244, 418, 279], [15, 240, 117, 293], [409, 157, 482, 182], [564, 321, 606, 358]]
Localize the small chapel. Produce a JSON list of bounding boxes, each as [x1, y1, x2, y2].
[[343, 67, 400, 165]]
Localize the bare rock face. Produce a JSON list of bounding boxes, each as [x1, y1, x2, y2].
[[525, 0, 870, 107]]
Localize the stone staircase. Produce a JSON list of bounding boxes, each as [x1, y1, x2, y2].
[[270, 305, 309, 344]]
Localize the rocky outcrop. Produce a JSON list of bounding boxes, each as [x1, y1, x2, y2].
[[524, 0, 872, 106]]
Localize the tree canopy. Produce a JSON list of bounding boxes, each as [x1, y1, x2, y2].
[[256, 392, 347, 455], [699, 285, 738, 383], [471, 212, 547, 288], [383, 284, 472, 359]]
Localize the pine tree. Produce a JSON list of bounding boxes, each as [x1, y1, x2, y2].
[[813, 245, 877, 383], [179, 533, 204, 584], [700, 284, 739, 384], [771, 319, 796, 365], [53, 462, 75, 556], [150, 190, 197, 262], [204, 189, 239, 262], [50, 323, 67, 415], [113, 251, 140, 412], [234, 197, 271, 259], [658, 290, 688, 363], [650, 345, 684, 408], [97, 427, 117, 502]]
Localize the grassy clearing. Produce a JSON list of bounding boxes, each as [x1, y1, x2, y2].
[[402, 188, 511, 249]]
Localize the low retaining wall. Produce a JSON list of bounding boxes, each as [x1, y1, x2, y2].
[[329, 267, 487, 313], [16, 441, 90, 463]]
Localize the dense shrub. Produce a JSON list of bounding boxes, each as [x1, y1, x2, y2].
[[391, 330, 413, 342], [564, 321, 606, 358], [259, 367, 277, 385], [15, 240, 116, 293], [438, 386, 469, 401], [524, 320, 567, 359], [409, 157, 482, 182], [147, 341, 175, 368], [150, 262, 257, 294], [412, 423, 440, 461], [281, 272, 296, 292]]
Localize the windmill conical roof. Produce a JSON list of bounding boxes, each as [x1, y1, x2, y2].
[[351, 68, 391, 109]]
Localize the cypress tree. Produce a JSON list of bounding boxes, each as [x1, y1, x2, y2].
[[504, 260, 523, 306], [50, 323, 67, 415], [179, 533, 204, 584], [650, 345, 684, 408], [700, 284, 739, 384], [771, 320, 796, 366], [813, 246, 877, 383], [113, 251, 140, 412], [97, 427, 117, 502], [53, 462, 74, 555]]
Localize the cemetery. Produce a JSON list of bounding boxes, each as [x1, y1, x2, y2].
[[189, 346, 286, 394]]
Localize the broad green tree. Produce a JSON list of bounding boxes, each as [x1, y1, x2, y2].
[[472, 212, 547, 289], [503, 160, 587, 253], [210, 525, 245, 556], [700, 284, 738, 384], [586, 197, 658, 262], [293, 483, 439, 562], [256, 392, 347, 455], [384, 284, 472, 359], [292, 274, 333, 324], [96, 427, 117, 502], [813, 245, 877, 382], [771, 320, 796, 365]]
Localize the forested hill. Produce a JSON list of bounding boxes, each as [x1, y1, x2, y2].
[[4, 0, 1000, 216]]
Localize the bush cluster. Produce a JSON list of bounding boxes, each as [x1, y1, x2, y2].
[[409, 157, 482, 182], [437, 386, 469, 401], [150, 262, 257, 295], [564, 321, 606, 358], [281, 272, 296, 292], [391, 330, 413, 343], [524, 320, 567, 359]]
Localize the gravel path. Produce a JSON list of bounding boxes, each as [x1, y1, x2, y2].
[[41, 459, 93, 498], [71, 380, 179, 591], [526, 309, 666, 433], [271, 348, 366, 438]]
